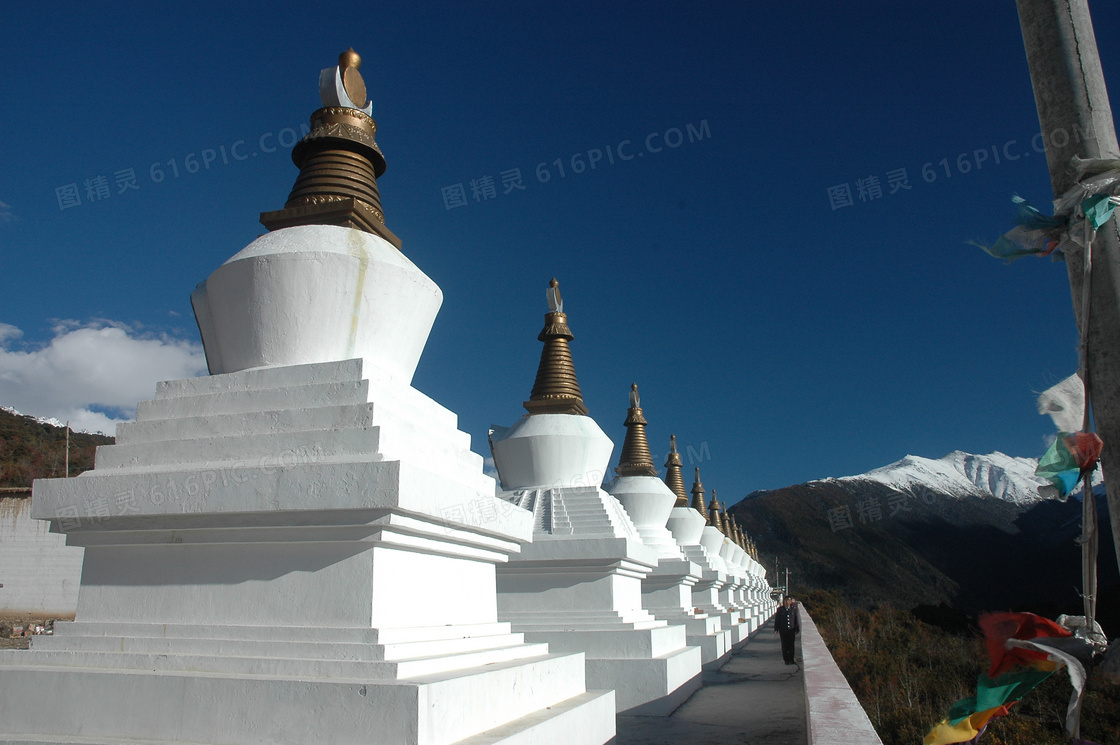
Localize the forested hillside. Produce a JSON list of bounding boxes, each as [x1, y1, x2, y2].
[[0, 408, 112, 487]]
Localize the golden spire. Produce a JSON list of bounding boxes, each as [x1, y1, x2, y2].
[[708, 490, 725, 533], [523, 278, 589, 416], [690, 467, 708, 523], [720, 501, 733, 540], [728, 514, 741, 547], [664, 435, 688, 507], [260, 49, 402, 249], [615, 384, 658, 477]]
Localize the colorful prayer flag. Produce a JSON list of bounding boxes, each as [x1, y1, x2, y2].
[[925, 670, 1053, 745], [969, 195, 1067, 263], [980, 611, 1072, 677], [1036, 433, 1103, 499]]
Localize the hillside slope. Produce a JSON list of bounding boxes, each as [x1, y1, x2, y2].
[[0, 408, 113, 487], [730, 452, 1119, 627]]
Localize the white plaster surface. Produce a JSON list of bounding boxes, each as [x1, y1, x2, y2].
[[664, 505, 706, 546], [489, 414, 614, 491], [191, 225, 442, 383], [492, 418, 702, 713], [606, 475, 686, 561], [0, 358, 614, 744], [605, 482, 738, 669], [0, 496, 82, 617]]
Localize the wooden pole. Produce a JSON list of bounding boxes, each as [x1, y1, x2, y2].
[[1017, 0, 1120, 584]]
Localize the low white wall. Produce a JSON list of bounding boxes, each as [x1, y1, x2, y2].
[[800, 609, 883, 745], [0, 495, 83, 617]]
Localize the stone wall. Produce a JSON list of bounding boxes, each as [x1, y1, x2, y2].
[[801, 608, 883, 745], [0, 494, 82, 617]]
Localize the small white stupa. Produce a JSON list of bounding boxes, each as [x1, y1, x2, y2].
[[722, 508, 776, 628], [604, 388, 700, 619], [605, 403, 731, 669], [663, 466, 739, 666], [0, 51, 615, 745], [702, 490, 750, 643], [723, 513, 756, 632], [738, 525, 777, 624], [489, 280, 702, 714]]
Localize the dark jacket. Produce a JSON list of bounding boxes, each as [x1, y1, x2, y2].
[[775, 603, 800, 634]]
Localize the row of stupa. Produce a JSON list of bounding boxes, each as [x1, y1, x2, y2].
[[490, 276, 774, 710], [0, 50, 774, 745]]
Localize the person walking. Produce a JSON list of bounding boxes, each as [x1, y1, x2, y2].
[[774, 596, 800, 665]]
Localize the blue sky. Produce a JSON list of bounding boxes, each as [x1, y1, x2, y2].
[[3, 2, 1118, 500]]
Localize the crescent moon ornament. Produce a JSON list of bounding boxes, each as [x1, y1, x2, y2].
[[318, 48, 373, 115]]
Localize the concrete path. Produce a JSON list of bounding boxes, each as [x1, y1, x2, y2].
[[615, 627, 807, 745]]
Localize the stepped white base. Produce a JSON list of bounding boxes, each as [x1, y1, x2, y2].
[[0, 359, 614, 745], [497, 487, 702, 714], [504, 617, 701, 714], [640, 559, 732, 668], [0, 647, 612, 745]]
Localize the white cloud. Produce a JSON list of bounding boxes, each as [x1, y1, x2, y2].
[[0, 321, 207, 435], [0, 323, 22, 342], [0, 200, 14, 223]]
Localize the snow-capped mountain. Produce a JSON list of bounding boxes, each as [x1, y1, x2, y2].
[[823, 449, 1104, 506], [732, 450, 1118, 617], [832, 451, 1049, 506], [0, 405, 68, 431]]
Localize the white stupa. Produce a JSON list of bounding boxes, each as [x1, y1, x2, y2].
[[664, 466, 742, 665], [489, 280, 702, 714], [737, 524, 777, 625], [721, 507, 776, 628], [723, 513, 756, 632], [0, 51, 615, 745], [704, 491, 750, 644], [603, 397, 730, 668]]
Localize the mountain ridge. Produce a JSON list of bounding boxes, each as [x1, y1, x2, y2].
[[731, 449, 1119, 630]]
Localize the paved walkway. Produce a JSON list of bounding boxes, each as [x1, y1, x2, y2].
[[615, 626, 807, 745]]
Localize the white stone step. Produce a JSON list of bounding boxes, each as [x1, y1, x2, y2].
[[50, 620, 518, 644], [452, 689, 615, 745], [517, 624, 687, 659], [115, 402, 376, 445], [154, 359, 367, 399], [5, 638, 551, 680], [500, 609, 666, 632], [137, 380, 371, 420], [0, 651, 599, 745], [34, 627, 531, 662], [95, 426, 381, 470]]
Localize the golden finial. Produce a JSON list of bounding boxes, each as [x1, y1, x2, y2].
[[338, 48, 367, 108], [615, 384, 658, 477], [690, 467, 708, 523], [708, 490, 725, 533], [523, 278, 589, 416], [340, 48, 361, 68], [664, 434, 688, 507], [259, 49, 400, 248]]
